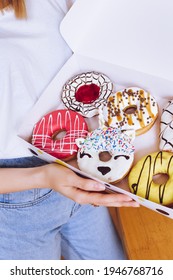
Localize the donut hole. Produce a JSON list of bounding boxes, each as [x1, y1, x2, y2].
[[99, 151, 112, 162], [52, 129, 67, 141], [152, 173, 169, 185], [123, 105, 137, 115], [75, 84, 100, 104]]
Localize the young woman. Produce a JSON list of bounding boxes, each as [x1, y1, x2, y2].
[[0, 0, 139, 260]]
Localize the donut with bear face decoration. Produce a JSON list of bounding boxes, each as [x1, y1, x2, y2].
[[76, 127, 135, 183]]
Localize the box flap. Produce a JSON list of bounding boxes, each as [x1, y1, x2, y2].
[[61, 0, 173, 82]]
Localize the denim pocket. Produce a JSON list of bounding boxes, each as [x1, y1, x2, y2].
[[0, 156, 52, 208], [0, 189, 54, 209]]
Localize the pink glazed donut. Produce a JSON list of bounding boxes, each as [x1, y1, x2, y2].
[[31, 109, 88, 161]]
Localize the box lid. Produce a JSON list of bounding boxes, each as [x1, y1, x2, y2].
[[61, 0, 173, 82]]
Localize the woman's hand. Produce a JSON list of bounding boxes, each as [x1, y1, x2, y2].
[[45, 163, 139, 207]]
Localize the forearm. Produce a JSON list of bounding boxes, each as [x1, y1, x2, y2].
[[0, 164, 140, 208], [0, 165, 49, 194]]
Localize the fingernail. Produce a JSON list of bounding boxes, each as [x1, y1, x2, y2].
[[132, 202, 140, 207], [125, 197, 133, 201], [94, 183, 105, 190]]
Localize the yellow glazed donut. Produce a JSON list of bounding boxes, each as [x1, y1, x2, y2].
[[99, 87, 158, 135], [128, 151, 173, 206]]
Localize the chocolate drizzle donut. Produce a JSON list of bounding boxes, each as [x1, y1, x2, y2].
[[99, 87, 158, 135], [160, 100, 173, 152], [62, 72, 113, 118], [129, 151, 173, 205]]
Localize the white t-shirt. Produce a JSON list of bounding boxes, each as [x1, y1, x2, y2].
[[0, 0, 74, 159]]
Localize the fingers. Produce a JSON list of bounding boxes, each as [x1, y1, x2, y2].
[[70, 175, 140, 207], [66, 187, 140, 208], [53, 165, 140, 208], [72, 175, 106, 192], [88, 192, 140, 207], [54, 165, 105, 191], [99, 200, 140, 208]]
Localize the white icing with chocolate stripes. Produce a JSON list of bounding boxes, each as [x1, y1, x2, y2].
[[62, 71, 113, 118], [160, 100, 173, 152]]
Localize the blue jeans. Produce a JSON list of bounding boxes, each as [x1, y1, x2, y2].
[[0, 157, 125, 260]]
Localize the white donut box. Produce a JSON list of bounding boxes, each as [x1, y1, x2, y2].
[[19, 0, 173, 218]]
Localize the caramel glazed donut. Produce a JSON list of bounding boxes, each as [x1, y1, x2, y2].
[[160, 100, 173, 152], [129, 151, 173, 206], [99, 87, 158, 135], [31, 109, 88, 161], [76, 127, 135, 183], [61, 71, 113, 118]]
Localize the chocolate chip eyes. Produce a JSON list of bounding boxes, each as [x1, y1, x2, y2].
[[80, 152, 130, 160], [79, 152, 92, 159], [114, 155, 130, 160]]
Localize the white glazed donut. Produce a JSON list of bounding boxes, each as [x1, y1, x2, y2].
[[160, 100, 173, 152], [99, 87, 158, 135], [62, 71, 113, 118], [76, 127, 135, 183]]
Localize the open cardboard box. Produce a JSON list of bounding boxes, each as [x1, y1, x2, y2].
[[19, 0, 173, 218]]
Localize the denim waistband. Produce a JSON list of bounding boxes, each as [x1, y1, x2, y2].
[[0, 156, 52, 204], [0, 156, 48, 168]]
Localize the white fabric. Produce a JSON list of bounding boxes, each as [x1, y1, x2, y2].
[[0, 0, 74, 158]]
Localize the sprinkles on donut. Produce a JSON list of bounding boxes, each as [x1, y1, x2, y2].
[[76, 127, 135, 183]]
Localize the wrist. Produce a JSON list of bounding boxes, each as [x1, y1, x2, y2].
[[0, 165, 51, 194], [33, 165, 50, 189], [43, 163, 70, 191]]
